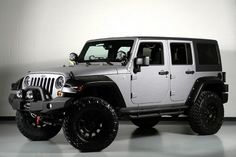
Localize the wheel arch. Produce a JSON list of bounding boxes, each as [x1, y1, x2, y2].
[[11, 77, 24, 90], [63, 75, 126, 111], [186, 76, 228, 105]]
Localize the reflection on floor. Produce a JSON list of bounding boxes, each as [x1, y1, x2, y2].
[[0, 121, 235, 157]]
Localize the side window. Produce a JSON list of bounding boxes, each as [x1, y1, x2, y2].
[[137, 42, 164, 65], [197, 43, 220, 65], [170, 43, 192, 65]]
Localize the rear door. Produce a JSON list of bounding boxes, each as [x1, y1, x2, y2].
[[168, 40, 196, 102]]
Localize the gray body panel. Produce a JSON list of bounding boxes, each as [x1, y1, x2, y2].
[[20, 36, 223, 108], [30, 64, 119, 77]]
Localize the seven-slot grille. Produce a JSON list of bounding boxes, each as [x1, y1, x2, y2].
[[30, 77, 55, 95]]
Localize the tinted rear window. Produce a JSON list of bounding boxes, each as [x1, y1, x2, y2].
[[197, 43, 220, 65], [170, 43, 192, 65]]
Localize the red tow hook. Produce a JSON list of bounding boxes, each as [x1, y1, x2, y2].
[[36, 116, 41, 125]]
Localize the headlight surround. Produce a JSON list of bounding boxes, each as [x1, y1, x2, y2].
[[55, 76, 65, 89], [24, 76, 31, 87]]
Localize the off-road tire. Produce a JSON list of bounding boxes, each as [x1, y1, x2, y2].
[[63, 97, 118, 152], [189, 91, 224, 135], [16, 111, 62, 141], [131, 117, 161, 128]]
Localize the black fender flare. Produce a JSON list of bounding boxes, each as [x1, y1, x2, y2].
[[11, 77, 24, 90], [63, 75, 126, 108], [186, 76, 228, 105]]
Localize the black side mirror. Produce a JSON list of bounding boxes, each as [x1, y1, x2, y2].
[[133, 56, 150, 73], [69, 53, 79, 65]]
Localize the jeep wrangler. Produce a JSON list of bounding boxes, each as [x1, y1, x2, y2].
[[9, 37, 228, 152]]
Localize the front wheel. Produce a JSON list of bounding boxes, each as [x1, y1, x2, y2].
[[63, 97, 118, 152], [16, 111, 62, 141], [188, 91, 224, 135]]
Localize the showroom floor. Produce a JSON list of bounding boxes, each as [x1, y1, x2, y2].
[[0, 120, 235, 157]]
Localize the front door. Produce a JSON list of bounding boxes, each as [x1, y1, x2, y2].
[[168, 40, 196, 102], [131, 40, 170, 105]]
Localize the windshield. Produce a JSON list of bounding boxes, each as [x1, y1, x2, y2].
[[78, 40, 134, 65]]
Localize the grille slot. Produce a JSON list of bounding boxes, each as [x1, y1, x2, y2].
[[30, 77, 55, 95]]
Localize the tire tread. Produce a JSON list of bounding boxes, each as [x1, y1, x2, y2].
[[189, 91, 224, 135]]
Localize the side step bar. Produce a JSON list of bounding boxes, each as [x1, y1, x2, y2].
[[120, 105, 188, 119]]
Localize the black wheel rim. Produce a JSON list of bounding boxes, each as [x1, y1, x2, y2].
[[75, 109, 107, 142], [204, 103, 218, 126]]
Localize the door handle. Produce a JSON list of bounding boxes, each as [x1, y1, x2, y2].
[[159, 70, 169, 75], [185, 70, 195, 74]]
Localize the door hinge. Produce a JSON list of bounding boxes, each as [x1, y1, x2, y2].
[[131, 75, 137, 80], [131, 93, 137, 98], [170, 91, 176, 96], [170, 74, 175, 79]]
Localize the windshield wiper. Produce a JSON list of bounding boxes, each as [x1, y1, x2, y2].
[[105, 60, 113, 65], [82, 59, 113, 65], [85, 61, 91, 65]]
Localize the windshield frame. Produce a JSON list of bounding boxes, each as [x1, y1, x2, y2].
[[78, 39, 135, 65]]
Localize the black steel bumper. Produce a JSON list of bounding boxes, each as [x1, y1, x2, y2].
[[8, 88, 72, 113], [222, 93, 228, 104], [222, 84, 229, 104]]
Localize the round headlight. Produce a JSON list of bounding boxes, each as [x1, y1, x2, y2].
[[55, 76, 65, 89], [24, 76, 31, 87]]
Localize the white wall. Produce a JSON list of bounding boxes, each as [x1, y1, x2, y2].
[[0, 0, 235, 116]]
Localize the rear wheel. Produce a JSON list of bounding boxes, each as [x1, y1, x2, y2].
[[16, 111, 62, 141], [63, 97, 118, 152], [131, 117, 160, 128], [189, 91, 224, 135]]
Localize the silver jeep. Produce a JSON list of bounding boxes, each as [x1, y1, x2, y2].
[[9, 36, 228, 152]]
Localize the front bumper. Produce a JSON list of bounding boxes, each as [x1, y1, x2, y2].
[[8, 88, 72, 113]]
